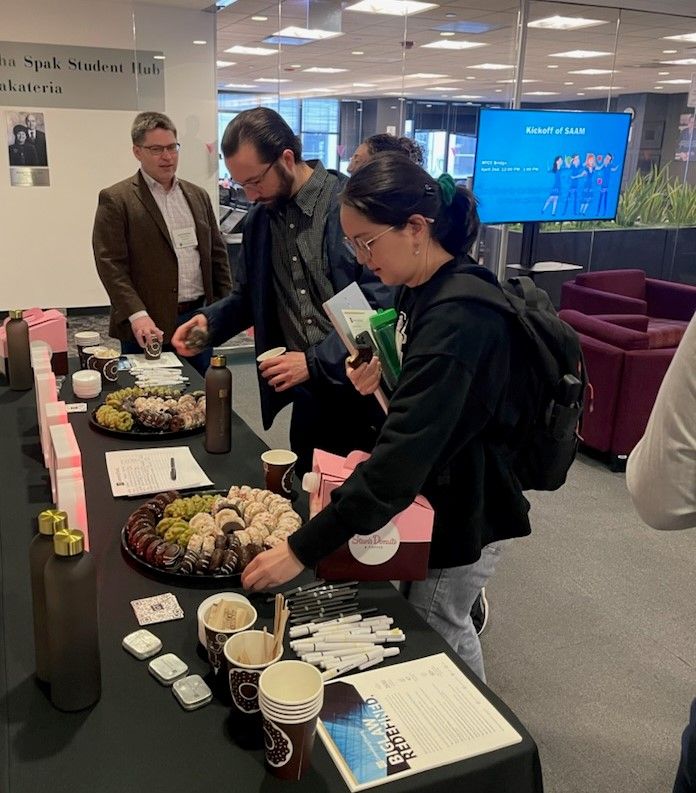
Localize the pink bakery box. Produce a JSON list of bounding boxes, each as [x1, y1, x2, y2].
[[0, 308, 68, 377], [304, 449, 433, 582]]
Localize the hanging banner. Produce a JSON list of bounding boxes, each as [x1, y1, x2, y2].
[[0, 42, 165, 111]]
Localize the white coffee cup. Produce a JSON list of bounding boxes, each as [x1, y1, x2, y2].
[[256, 347, 286, 364]]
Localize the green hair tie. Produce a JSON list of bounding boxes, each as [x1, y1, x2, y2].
[[436, 173, 457, 206]]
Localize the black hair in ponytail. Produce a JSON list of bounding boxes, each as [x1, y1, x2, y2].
[[341, 152, 480, 256]]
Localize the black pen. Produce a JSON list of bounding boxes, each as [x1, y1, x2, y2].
[[266, 579, 326, 602], [287, 581, 359, 602], [290, 594, 358, 614], [290, 605, 363, 626], [290, 586, 358, 604], [169, 457, 177, 481]]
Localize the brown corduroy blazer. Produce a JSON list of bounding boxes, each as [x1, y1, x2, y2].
[[92, 170, 231, 343]]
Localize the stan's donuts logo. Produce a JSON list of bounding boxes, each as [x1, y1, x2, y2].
[[348, 522, 400, 565]]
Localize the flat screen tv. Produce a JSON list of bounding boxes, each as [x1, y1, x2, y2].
[[471, 108, 631, 224]]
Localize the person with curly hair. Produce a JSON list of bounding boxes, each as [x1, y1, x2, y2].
[[348, 133, 424, 174]]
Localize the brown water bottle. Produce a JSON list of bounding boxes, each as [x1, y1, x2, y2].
[[205, 354, 232, 454], [29, 509, 68, 683], [44, 528, 101, 711], [6, 309, 32, 390]]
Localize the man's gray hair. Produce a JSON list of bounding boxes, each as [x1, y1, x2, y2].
[[131, 111, 177, 145]]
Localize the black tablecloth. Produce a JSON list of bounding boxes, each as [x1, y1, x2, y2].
[[0, 362, 543, 793]]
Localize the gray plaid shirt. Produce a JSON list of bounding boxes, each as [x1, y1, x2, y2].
[[268, 161, 337, 352]]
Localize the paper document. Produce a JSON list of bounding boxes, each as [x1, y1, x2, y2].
[[318, 653, 522, 791], [126, 352, 183, 370], [323, 283, 388, 414], [105, 446, 213, 497]]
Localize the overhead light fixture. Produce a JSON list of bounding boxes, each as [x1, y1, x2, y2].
[[421, 39, 486, 50], [251, 15, 268, 21], [344, 0, 439, 17], [433, 21, 497, 33], [153, 55, 166, 60], [467, 63, 515, 70], [655, 86, 664, 90], [430, 87, 453, 91], [547, 64, 559, 69], [213, 0, 239, 8], [224, 83, 255, 88], [577, 92, 585, 96], [465, 76, 476, 80], [351, 50, 364, 55], [549, 50, 612, 58], [273, 26, 343, 40], [408, 72, 447, 78], [658, 71, 670, 75], [585, 85, 624, 90], [657, 78, 692, 84], [563, 81, 574, 85], [193, 40, 207, 45], [303, 66, 347, 73], [496, 78, 539, 83], [290, 64, 302, 68], [304, 87, 332, 92], [445, 12, 456, 17], [663, 32, 696, 42], [453, 94, 482, 99], [661, 58, 696, 66], [224, 45, 276, 56], [353, 82, 376, 86], [662, 49, 678, 54], [568, 68, 616, 75], [524, 91, 560, 96], [528, 15, 606, 30], [255, 77, 291, 83], [494, 89, 503, 93], [216, 60, 236, 68], [440, 31, 455, 36]]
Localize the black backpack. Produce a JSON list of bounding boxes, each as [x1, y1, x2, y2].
[[415, 272, 587, 492]]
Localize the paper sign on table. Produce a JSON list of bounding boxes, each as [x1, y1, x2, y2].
[[318, 653, 522, 791], [105, 447, 213, 497]]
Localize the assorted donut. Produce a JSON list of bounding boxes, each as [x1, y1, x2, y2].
[[123, 486, 302, 577], [94, 386, 205, 433]]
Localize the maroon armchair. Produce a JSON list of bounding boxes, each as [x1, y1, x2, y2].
[[559, 309, 683, 467], [561, 269, 696, 328]]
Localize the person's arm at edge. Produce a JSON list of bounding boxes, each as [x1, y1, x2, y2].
[[626, 314, 696, 531]]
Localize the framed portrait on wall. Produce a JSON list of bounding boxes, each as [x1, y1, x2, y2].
[[5, 110, 50, 186]]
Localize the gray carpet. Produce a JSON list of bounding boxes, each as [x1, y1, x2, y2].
[[227, 353, 695, 793]]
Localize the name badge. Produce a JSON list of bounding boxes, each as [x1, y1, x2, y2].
[[173, 228, 197, 248]]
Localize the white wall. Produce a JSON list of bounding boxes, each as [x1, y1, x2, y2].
[[1, 0, 218, 310]]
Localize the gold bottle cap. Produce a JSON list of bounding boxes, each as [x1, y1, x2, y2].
[[53, 528, 85, 556], [9, 309, 24, 320], [211, 355, 227, 367], [38, 509, 68, 536]]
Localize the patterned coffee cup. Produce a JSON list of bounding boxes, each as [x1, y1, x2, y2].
[[224, 630, 283, 715], [202, 602, 256, 675], [261, 449, 298, 498]]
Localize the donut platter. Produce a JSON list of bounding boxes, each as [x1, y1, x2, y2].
[[121, 486, 302, 583], [89, 386, 206, 439]]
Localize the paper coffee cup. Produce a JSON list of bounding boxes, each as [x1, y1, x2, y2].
[[144, 336, 162, 360], [261, 713, 320, 780], [224, 630, 284, 715], [197, 592, 252, 645], [262, 449, 298, 498], [258, 660, 324, 709], [256, 346, 286, 363], [202, 601, 256, 675]]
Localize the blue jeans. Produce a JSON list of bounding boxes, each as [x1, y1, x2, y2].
[[403, 541, 507, 683], [674, 698, 696, 793], [120, 307, 212, 376]]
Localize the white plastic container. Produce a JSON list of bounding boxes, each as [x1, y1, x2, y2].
[[72, 370, 101, 399]]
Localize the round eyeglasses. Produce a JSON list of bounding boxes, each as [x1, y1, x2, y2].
[[343, 226, 395, 260]]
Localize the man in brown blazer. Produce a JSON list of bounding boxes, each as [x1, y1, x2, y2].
[[92, 111, 231, 374]]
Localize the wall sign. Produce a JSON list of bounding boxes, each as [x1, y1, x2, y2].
[[0, 42, 165, 110], [6, 110, 50, 186]]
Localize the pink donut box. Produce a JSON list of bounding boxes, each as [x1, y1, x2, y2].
[[0, 307, 68, 376]]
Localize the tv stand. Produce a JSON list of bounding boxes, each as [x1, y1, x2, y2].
[[519, 221, 540, 270]]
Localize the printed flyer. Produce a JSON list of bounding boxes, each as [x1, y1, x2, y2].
[[317, 653, 522, 791]]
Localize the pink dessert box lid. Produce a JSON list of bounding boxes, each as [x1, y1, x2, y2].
[[312, 448, 433, 543], [49, 423, 81, 468]]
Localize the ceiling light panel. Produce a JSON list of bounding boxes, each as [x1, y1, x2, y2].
[[303, 66, 347, 73], [663, 32, 696, 42], [216, 60, 236, 68], [224, 45, 277, 56], [568, 69, 616, 75], [528, 16, 607, 30], [421, 39, 487, 50], [407, 72, 448, 78], [549, 50, 612, 58], [255, 78, 291, 82], [585, 85, 624, 90], [273, 26, 343, 40], [467, 63, 515, 70], [657, 78, 692, 84], [344, 0, 439, 16], [661, 58, 696, 66]]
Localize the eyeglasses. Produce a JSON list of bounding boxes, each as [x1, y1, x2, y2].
[[233, 160, 276, 191], [139, 143, 181, 155], [343, 226, 395, 260]]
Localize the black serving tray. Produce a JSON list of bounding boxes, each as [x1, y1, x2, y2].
[[89, 408, 205, 440]]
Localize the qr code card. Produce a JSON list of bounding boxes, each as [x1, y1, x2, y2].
[[131, 593, 184, 626]]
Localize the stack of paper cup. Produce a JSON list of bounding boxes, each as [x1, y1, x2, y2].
[[258, 660, 324, 781]]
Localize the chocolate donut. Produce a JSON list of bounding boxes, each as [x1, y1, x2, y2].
[[135, 532, 160, 555], [236, 545, 251, 572], [214, 535, 227, 549], [220, 549, 239, 574], [145, 538, 165, 565], [162, 543, 183, 570], [208, 548, 225, 572]]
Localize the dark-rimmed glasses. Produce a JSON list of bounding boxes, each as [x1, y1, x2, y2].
[[343, 226, 395, 260], [234, 160, 276, 191], [138, 143, 180, 155]]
